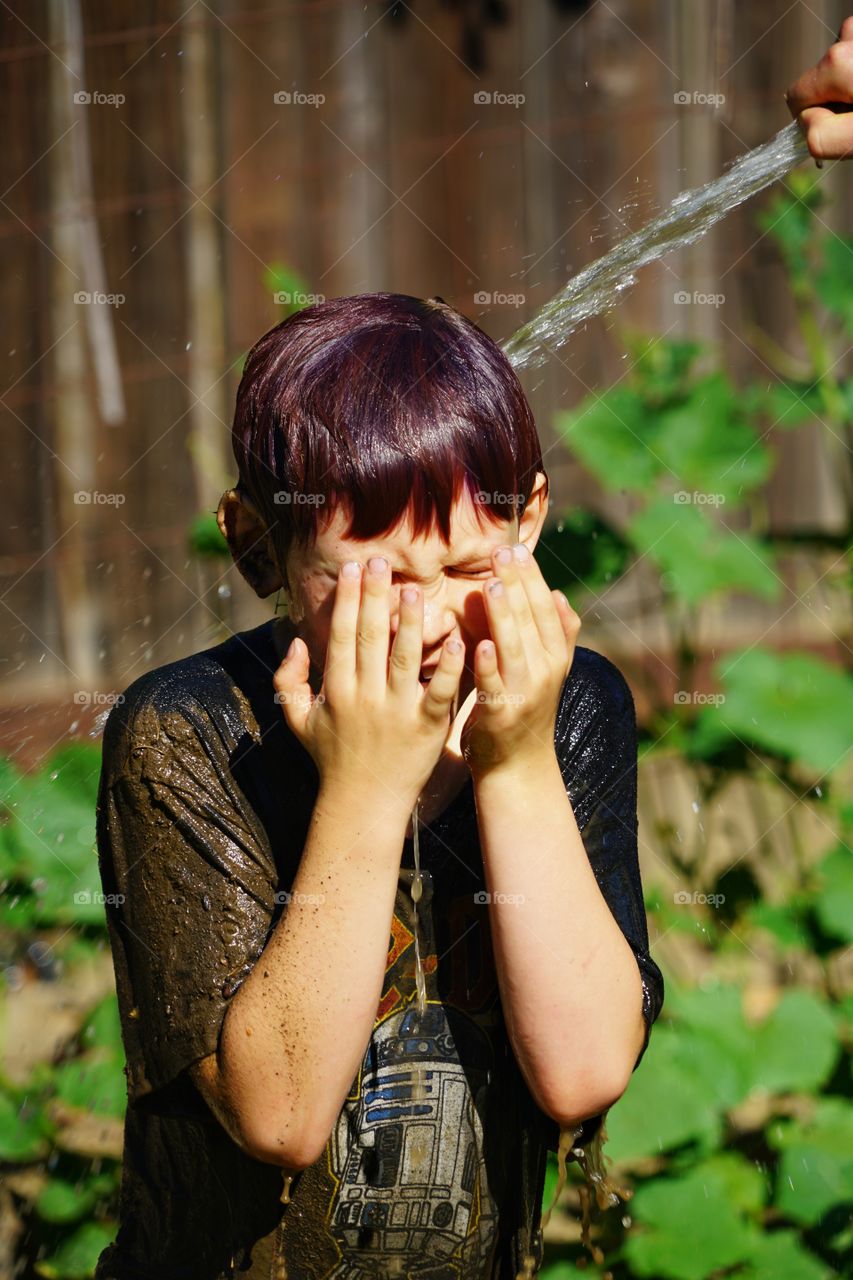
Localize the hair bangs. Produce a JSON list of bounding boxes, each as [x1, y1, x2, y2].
[[231, 292, 547, 579]]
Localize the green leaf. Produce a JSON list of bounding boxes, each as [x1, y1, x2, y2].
[[628, 500, 780, 606], [0, 1088, 53, 1162], [80, 995, 124, 1057], [816, 235, 853, 333], [603, 1025, 722, 1161], [263, 263, 313, 316], [537, 509, 631, 600], [769, 1098, 853, 1226], [744, 900, 812, 949], [813, 845, 853, 943], [36, 1172, 116, 1225], [711, 650, 853, 775], [654, 373, 770, 499], [554, 388, 663, 492], [53, 1050, 127, 1118], [35, 1220, 117, 1279], [747, 380, 824, 430], [738, 1230, 832, 1280], [756, 174, 823, 276], [625, 1165, 755, 1280], [622, 333, 704, 402], [748, 990, 838, 1094], [188, 509, 230, 560]]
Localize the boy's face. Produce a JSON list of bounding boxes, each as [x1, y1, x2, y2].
[[282, 473, 548, 703]]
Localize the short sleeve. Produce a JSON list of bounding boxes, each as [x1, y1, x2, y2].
[[552, 648, 665, 1145], [96, 680, 278, 1111]]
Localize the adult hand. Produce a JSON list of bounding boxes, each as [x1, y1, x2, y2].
[[785, 17, 853, 161]]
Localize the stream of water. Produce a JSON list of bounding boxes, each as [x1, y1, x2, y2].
[[500, 120, 811, 370]]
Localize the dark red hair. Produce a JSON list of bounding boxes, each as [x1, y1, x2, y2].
[[230, 292, 548, 585]]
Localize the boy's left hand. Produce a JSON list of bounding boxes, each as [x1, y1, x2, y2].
[[785, 17, 853, 160], [460, 542, 580, 777]]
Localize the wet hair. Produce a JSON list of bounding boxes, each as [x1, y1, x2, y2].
[[230, 291, 548, 589]]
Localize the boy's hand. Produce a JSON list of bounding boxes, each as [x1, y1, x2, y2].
[[273, 557, 464, 820], [785, 17, 853, 160], [460, 543, 580, 777]]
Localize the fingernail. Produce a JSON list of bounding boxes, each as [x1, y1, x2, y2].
[[446, 638, 462, 653], [342, 561, 360, 578], [368, 555, 388, 575], [402, 586, 418, 604], [495, 546, 513, 565], [513, 543, 530, 563], [286, 639, 295, 658], [488, 579, 504, 596]]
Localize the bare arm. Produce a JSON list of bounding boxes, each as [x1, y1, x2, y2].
[[190, 782, 410, 1169]]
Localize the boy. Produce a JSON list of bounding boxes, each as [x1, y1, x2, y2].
[[95, 38, 853, 1279]]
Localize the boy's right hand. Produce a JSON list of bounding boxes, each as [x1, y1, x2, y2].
[[272, 556, 465, 820]]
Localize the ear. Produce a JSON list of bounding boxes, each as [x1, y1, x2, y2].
[[216, 488, 284, 599], [517, 470, 550, 549]]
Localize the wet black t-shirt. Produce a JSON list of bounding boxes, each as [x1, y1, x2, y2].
[[94, 618, 664, 1280]]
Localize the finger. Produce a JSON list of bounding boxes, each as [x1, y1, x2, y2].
[[357, 555, 392, 696], [421, 636, 465, 721], [796, 104, 853, 159], [473, 639, 505, 710], [388, 584, 423, 695], [511, 544, 568, 659], [553, 591, 582, 665], [482, 574, 527, 684], [491, 544, 543, 669], [785, 41, 853, 118], [273, 637, 315, 734], [324, 561, 362, 701]]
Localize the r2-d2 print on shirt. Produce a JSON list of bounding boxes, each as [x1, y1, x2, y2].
[[328, 1001, 500, 1278]]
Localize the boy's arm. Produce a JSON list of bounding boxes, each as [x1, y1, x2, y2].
[[197, 779, 410, 1169], [98, 683, 409, 1170], [472, 651, 663, 1131]]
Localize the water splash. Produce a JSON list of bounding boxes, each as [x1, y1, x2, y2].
[[501, 121, 811, 370]]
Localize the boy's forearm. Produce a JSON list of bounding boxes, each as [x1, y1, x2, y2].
[[218, 783, 409, 1167], [472, 748, 647, 1127]]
